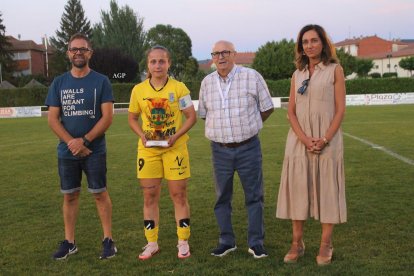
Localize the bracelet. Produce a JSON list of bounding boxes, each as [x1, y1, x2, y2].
[[82, 136, 91, 147], [323, 136, 329, 145]]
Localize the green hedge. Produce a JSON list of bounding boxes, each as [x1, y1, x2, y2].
[[112, 83, 135, 103], [382, 72, 398, 78], [0, 87, 48, 107], [266, 79, 291, 97], [266, 77, 414, 97], [1, 78, 413, 107], [0, 81, 201, 107], [369, 72, 381, 78], [345, 77, 414, 93], [0, 83, 140, 107]]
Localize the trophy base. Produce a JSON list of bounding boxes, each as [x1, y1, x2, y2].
[[146, 140, 169, 147]]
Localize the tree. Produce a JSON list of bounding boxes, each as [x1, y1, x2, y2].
[[355, 58, 374, 78], [49, 0, 92, 76], [399, 56, 414, 76], [92, 0, 145, 76], [89, 48, 138, 83], [181, 57, 200, 82], [252, 39, 295, 80], [0, 12, 14, 80], [145, 24, 195, 79], [336, 48, 357, 77]]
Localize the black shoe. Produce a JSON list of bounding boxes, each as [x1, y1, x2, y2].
[[100, 237, 117, 259], [248, 245, 268, 259], [53, 240, 78, 260], [211, 244, 237, 257]]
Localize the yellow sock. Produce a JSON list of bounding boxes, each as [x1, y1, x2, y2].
[[144, 226, 159, 243], [177, 225, 191, 241]]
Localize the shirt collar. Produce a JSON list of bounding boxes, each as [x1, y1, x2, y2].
[[316, 62, 327, 70], [305, 61, 327, 72], [217, 64, 238, 82]]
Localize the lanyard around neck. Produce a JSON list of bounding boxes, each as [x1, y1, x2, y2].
[[216, 67, 237, 109]]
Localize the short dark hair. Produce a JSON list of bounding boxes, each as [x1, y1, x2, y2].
[[295, 24, 338, 70], [68, 33, 92, 50]]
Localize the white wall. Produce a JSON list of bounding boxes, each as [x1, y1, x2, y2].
[[370, 56, 412, 77]]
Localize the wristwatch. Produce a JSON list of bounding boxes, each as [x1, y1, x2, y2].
[[82, 136, 91, 147]]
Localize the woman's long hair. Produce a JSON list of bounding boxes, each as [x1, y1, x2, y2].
[[295, 24, 338, 70]]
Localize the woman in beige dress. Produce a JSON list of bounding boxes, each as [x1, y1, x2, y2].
[[276, 24, 346, 265]]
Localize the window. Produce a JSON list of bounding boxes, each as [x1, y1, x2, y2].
[[13, 51, 30, 60]]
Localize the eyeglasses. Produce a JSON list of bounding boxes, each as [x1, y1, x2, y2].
[[297, 78, 310, 95], [211, 50, 234, 59], [68, 47, 91, 54]]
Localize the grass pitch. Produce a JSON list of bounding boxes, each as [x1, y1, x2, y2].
[[0, 105, 413, 275]]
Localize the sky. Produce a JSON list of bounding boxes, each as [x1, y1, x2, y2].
[[2, 0, 414, 60]]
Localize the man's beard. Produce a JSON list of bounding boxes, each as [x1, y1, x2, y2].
[[72, 60, 87, 68]]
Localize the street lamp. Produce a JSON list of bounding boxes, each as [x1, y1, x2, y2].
[[386, 54, 392, 73]]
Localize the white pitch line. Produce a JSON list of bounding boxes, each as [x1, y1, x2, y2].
[[343, 132, 414, 166]]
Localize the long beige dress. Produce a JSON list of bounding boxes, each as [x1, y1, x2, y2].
[[276, 62, 347, 224]]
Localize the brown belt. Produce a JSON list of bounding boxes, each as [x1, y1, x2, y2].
[[217, 136, 256, 148]]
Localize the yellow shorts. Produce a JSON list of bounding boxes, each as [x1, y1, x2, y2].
[[137, 143, 191, 180]]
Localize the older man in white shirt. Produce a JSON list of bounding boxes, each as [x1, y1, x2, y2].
[[198, 40, 274, 259]]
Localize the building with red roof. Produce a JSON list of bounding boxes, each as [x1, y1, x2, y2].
[[335, 35, 414, 77], [6, 36, 53, 77], [199, 52, 256, 72]]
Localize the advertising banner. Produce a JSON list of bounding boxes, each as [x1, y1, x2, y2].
[[0, 106, 42, 118]]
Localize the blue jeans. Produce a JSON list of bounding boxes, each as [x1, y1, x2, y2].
[[211, 136, 265, 247], [58, 153, 107, 194]]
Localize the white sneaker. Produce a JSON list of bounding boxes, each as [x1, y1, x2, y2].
[[138, 242, 159, 260], [177, 240, 191, 259]]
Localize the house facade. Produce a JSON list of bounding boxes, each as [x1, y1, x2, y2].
[[6, 36, 53, 77], [335, 36, 414, 77]]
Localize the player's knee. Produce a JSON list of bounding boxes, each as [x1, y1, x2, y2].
[[64, 192, 80, 203], [171, 192, 187, 206]]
